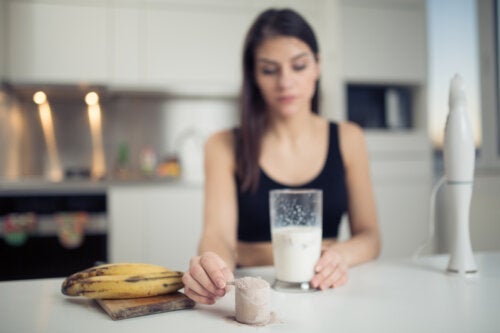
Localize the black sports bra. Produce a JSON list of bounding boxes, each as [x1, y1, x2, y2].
[[236, 122, 348, 242]]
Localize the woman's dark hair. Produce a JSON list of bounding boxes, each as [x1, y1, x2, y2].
[[236, 8, 321, 192]]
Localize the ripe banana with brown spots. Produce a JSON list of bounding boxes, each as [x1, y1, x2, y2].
[[63, 262, 173, 281], [61, 263, 184, 299]]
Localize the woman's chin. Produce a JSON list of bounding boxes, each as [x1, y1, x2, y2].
[[274, 106, 306, 118]]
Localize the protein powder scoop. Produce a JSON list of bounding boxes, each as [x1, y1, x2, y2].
[[231, 277, 271, 325]]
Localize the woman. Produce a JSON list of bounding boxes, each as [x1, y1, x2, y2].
[[182, 8, 381, 305]]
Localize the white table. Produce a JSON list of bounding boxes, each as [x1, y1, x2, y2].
[[1, 252, 499, 333]]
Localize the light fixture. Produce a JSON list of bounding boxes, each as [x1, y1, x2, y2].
[[85, 91, 99, 106], [33, 91, 47, 105]]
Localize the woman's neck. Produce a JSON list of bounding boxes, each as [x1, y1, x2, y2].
[[267, 111, 319, 145]]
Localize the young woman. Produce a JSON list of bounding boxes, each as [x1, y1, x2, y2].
[[182, 8, 381, 305]]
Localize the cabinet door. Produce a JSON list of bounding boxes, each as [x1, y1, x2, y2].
[[0, 1, 6, 78], [144, 186, 203, 271], [108, 186, 147, 263], [144, 6, 257, 91], [367, 132, 433, 258], [108, 185, 203, 271], [374, 181, 431, 258], [341, 0, 427, 83], [109, 6, 145, 85], [7, 1, 109, 83]]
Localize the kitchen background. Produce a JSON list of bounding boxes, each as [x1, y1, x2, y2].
[[0, 0, 499, 280]]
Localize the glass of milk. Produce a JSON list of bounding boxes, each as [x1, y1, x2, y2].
[[270, 189, 322, 291]]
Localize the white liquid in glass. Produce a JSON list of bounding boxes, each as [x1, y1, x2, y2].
[[272, 226, 322, 283]]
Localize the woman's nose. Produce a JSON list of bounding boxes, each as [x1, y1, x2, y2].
[[277, 69, 294, 90]]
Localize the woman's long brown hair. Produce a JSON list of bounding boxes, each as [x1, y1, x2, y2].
[[236, 8, 321, 192]]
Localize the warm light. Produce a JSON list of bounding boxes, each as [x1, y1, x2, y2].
[[37, 101, 63, 181], [3, 98, 23, 179], [87, 103, 106, 179], [85, 92, 99, 106], [33, 91, 47, 105]]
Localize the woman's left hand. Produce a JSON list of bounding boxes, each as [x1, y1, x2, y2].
[[310, 247, 349, 290]]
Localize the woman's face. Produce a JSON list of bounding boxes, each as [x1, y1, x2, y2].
[[254, 36, 320, 118]]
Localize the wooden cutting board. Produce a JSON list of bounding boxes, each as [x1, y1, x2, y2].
[[96, 292, 195, 320]]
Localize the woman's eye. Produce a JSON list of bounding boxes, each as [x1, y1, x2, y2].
[[293, 64, 306, 71], [261, 67, 278, 75]]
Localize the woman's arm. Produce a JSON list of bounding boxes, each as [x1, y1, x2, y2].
[[199, 130, 239, 268], [183, 130, 238, 304], [311, 121, 381, 289], [332, 121, 381, 266]]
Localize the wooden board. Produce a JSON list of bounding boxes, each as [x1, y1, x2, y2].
[[96, 292, 195, 320]]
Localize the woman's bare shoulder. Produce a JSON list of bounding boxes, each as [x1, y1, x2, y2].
[[205, 128, 236, 166], [205, 129, 235, 151], [338, 121, 364, 141], [337, 121, 368, 166]]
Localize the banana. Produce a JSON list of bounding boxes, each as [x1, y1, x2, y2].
[[64, 262, 173, 282], [62, 271, 184, 299]]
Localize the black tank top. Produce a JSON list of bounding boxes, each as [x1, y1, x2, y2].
[[236, 122, 348, 242]]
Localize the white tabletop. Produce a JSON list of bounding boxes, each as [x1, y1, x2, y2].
[[1, 252, 499, 333]]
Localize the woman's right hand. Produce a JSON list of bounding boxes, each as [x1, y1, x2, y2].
[[182, 251, 234, 305]]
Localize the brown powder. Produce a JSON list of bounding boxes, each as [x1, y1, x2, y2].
[[234, 277, 271, 325], [225, 312, 281, 327]]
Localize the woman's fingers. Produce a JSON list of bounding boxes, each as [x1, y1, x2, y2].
[[334, 272, 348, 287], [184, 285, 215, 305], [189, 261, 225, 297], [182, 270, 218, 299], [319, 263, 348, 290], [332, 262, 348, 285], [310, 260, 336, 288], [221, 266, 235, 293], [311, 249, 349, 290], [184, 252, 233, 304], [200, 252, 230, 290], [314, 248, 338, 272]]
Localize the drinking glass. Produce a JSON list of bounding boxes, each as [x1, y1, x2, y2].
[[270, 189, 322, 291]]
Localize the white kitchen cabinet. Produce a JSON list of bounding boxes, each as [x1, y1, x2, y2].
[[144, 6, 253, 91], [108, 5, 145, 86], [0, 0, 6, 78], [375, 182, 431, 257], [366, 131, 433, 258], [4, 0, 325, 92], [340, 0, 427, 83], [108, 2, 257, 91], [108, 184, 203, 271], [370, 159, 433, 258], [7, 1, 110, 83]]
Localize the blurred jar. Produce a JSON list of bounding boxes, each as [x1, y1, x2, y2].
[[156, 155, 181, 179]]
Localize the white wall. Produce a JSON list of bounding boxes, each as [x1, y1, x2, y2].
[[470, 0, 500, 253], [0, 0, 6, 77], [477, 0, 500, 170], [470, 175, 500, 252]]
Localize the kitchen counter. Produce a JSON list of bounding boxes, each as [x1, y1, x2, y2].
[[1, 252, 499, 333], [0, 178, 201, 194]]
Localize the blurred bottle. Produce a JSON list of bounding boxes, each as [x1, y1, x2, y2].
[[113, 142, 131, 179], [140, 146, 157, 177]]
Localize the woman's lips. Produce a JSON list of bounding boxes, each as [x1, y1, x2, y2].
[[277, 95, 296, 104]]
